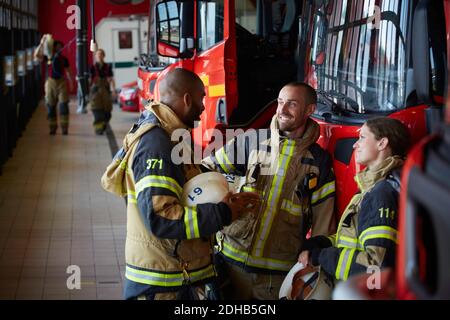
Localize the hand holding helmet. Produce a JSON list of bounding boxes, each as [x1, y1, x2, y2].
[[221, 191, 261, 222], [298, 250, 310, 267]]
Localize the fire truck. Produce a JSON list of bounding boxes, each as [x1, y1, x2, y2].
[[138, 0, 450, 299], [139, 0, 446, 215]]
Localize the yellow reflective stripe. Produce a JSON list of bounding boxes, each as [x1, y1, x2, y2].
[[184, 207, 200, 240], [209, 84, 225, 97], [335, 248, 356, 280], [215, 147, 236, 174], [339, 235, 357, 243], [125, 264, 216, 287], [253, 140, 296, 257], [60, 115, 69, 125], [119, 160, 127, 170], [95, 122, 105, 130], [242, 187, 266, 198], [222, 241, 248, 264], [311, 181, 336, 204], [135, 175, 182, 198], [335, 248, 346, 280], [327, 234, 337, 246], [359, 226, 398, 247], [337, 235, 363, 250], [281, 199, 303, 216], [127, 191, 137, 204], [242, 186, 264, 194], [221, 241, 294, 271], [343, 249, 356, 280]]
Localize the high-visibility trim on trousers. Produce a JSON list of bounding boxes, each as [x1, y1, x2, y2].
[[221, 239, 294, 272], [125, 264, 216, 287]]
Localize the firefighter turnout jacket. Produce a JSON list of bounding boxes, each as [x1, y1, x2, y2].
[[101, 102, 233, 299], [303, 156, 403, 281], [202, 115, 336, 274]]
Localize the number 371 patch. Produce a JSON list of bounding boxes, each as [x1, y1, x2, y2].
[[146, 159, 163, 170]]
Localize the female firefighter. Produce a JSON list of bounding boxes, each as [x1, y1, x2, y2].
[[298, 117, 411, 284], [89, 49, 116, 135]]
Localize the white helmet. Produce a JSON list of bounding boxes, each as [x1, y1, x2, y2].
[[181, 172, 229, 206], [279, 262, 334, 300]]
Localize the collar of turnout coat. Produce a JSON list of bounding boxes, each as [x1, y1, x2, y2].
[[145, 101, 189, 136], [355, 156, 404, 193], [270, 114, 321, 148]]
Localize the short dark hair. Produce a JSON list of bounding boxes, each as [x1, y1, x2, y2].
[[285, 82, 318, 106], [365, 117, 411, 158], [159, 68, 204, 105]]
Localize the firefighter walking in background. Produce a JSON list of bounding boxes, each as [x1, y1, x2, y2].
[[202, 82, 336, 300], [34, 34, 74, 135], [89, 49, 116, 135], [299, 118, 411, 285]]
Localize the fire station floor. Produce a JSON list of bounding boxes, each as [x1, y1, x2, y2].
[[0, 98, 140, 300]]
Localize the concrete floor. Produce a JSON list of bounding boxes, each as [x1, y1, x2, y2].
[[0, 99, 139, 300]]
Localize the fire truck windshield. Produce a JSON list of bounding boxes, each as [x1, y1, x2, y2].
[[304, 0, 413, 114]]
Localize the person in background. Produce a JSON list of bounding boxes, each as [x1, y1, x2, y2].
[[89, 49, 116, 135], [34, 35, 74, 135]]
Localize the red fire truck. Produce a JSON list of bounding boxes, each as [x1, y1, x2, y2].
[[138, 0, 450, 298], [139, 0, 446, 215]]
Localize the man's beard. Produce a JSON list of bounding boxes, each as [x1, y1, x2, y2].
[[278, 116, 307, 133], [278, 115, 295, 132]]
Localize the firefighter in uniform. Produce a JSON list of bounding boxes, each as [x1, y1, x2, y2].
[[299, 118, 411, 285], [202, 82, 336, 300], [101, 68, 259, 300], [89, 49, 116, 135], [34, 35, 73, 135]]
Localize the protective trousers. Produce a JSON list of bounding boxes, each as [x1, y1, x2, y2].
[[90, 78, 112, 135], [221, 260, 285, 300], [45, 78, 69, 134]]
